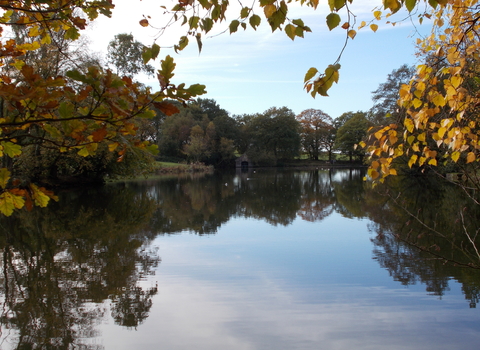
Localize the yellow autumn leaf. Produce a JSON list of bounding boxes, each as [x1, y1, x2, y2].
[[428, 158, 437, 166], [370, 24, 378, 32], [466, 152, 476, 163], [109, 142, 119, 152], [432, 93, 446, 107], [437, 127, 446, 138], [413, 98, 422, 108], [10, 192, 25, 209], [404, 118, 414, 133], [451, 151, 461, 163], [30, 184, 51, 208], [450, 76, 462, 88], [0, 168, 10, 190], [264, 4, 276, 18], [11, 59, 25, 70], [0, 193, 15, 216], [16, 41, 41, 51], [368, 169, 380, 180], [28, 26, 40, 37], [417, 133, 426, 142], [77, 147, 90, 157], [408, 154, 418, 168]]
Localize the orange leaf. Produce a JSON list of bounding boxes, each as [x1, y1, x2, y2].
[[92, 127, 107, 142], [466, 152, 476, 164], [153, 101, 180, 116]]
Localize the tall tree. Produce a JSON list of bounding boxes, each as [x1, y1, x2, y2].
[[296, 109, 334, 160], [247, 107, 300, 164], [369, 64, 415, 126], [190, 98, 229, 121], [335, 111, 370, 162], [107, 33, 154, 77]]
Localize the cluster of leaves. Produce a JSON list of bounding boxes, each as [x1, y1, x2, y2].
[[363, 0, 480, 184], [0, 2, 207, 215]]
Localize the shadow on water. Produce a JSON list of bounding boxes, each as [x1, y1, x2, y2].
[[0, 167, 480, 347]]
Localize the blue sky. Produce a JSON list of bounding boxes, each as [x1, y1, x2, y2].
[[86, 0, 430, 119]]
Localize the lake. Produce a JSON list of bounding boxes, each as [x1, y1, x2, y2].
[[0, 168, 479, 349]]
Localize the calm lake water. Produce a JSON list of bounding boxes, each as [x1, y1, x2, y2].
[[1, 168, 480, 349]]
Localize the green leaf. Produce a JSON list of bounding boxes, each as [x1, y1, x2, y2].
[[137, 109, 156, 119], [151, 43, 160, 60], [229, 20, 240, 33], [66, 70, 88, 83], [304, 67, 318, 82], [202, 18, 213, 33], [326, 13, 341, 30], [292, 19, 305, 27], [174, 36, 189, 53], [187, 84, 207, 96], [189, 16, 200, 29], [240, 7, 250, 19], [198, 0, 212, 9], [2, 142, 22, 158], [295, 26, 304, 38], [43, 124, 62, 139], [196, 33, 203, 53], [64, 27, 80, 40], [328, 0, 346, 11], [146, 143, 159, 155], [249, 14, 261, 30], [211, 5, 221, 20], [405, 0, 416, 12], [160, 55, 176, 84], [0, 168, 10, 190], [285, 24, 296, 40], [58, 101, 75, 118], [142, 44, 160, 64], [142, 48, 152, 64]]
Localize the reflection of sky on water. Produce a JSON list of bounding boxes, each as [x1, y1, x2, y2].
[[100, 215, 480, 350]]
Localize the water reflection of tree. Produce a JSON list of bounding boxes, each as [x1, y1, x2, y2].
[[332, 168, 368, 219], [297, 170, 336, 222], [236, 170, 302, 226], [367, 176, 480, 307], [0, 185, 160, 349]]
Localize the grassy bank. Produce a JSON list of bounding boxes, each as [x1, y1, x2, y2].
[[152, 161, 215, 174]]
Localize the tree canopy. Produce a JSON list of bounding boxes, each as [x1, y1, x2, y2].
[[107, 33, 154, 77]]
